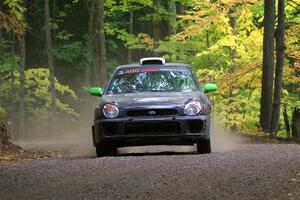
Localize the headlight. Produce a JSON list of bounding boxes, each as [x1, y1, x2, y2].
[[103, 103, 119, 118], [184, 101, 202, 116]]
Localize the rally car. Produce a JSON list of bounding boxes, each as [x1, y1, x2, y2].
[[89, 57, 217, 157]]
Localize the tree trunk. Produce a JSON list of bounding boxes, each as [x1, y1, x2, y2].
[[229, 7, 237, 72], [283, 104, 290, 136], [260, 0, 276, 132], [88, 0, 107, 87], [85, 1, 94, 87], [19, 35, 26, 140], [10, 33, 16, 138], [176, 2, 185, 33], [206, 30, 210, 49], [292, 108, 300, 138], [153, 0, 160, 53], [90, 0, 97, 85], [52, 0, 57, 48], [127, 10, 133, 64], [98, 0, 107, 87], [0, 29, 2, 60], [89, 0, 101, 86], [168, 0, 176, 35], [287, 56, 298, 99], [18, 0, 26, 140], [228, 7, 238, 133], [0, 4, 2, 60], [271, 0, 285, 133], [45, 0, 56, 127]]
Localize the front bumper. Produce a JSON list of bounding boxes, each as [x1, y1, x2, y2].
[[92, 115, 210, 147]]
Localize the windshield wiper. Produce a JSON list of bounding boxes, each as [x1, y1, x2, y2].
[[141, 89, 168, 92]]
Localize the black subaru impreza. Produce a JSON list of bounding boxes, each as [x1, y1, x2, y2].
[[89, 57, 217, 157]]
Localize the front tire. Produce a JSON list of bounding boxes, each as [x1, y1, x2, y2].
[[96, 143, 117, 157], [196, 138, 211, 154]]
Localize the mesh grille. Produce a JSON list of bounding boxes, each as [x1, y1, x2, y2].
[[125, 122, 180, 135], [127, 109, 178, 117]]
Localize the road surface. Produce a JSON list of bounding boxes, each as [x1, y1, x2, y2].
[[1, 143, 300, 200]]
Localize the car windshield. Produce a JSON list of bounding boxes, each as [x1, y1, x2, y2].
[[106, 68, 198, 94]]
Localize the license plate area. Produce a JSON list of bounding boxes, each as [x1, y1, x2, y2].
[[124, 121, 180, 135]]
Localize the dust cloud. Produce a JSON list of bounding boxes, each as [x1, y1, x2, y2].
[[14, 98, 97, 157], [15, 115, 244, 157], [210, 122, 244, 152]]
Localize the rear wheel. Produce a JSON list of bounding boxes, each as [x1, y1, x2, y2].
[[196, 138, 211, 154], [96, 143, 117, 157]]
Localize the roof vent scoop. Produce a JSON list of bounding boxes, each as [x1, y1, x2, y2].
[[140, 57, 166, 65]]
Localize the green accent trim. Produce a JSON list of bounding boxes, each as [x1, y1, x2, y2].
[[89, 87, 104, 96], [204, 83, 218, 93]]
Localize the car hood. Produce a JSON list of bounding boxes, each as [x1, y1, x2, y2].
[[100, 92, 203, 106]]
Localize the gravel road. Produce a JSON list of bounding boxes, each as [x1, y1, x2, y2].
[[1, 143, 300, 200]]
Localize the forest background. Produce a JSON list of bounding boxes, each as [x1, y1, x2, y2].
[[0, 0, 299, 141]]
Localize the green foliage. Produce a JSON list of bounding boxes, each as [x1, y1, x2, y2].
[[0, 54, 20, 73], [4, 0, 26, 19], [1, 0, 299, 138], [23, 68, 78, 118], [0, 0, 26, 35], [0, 67, 78, 123], [53, 41, 83, 63], [155, 0, 299, 136]]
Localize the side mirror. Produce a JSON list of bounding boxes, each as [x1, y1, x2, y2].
[[204, 83, 217, 93], [89, 87, 104, 96]]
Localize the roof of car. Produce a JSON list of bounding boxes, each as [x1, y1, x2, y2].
[[116, 63, 190, 70]]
